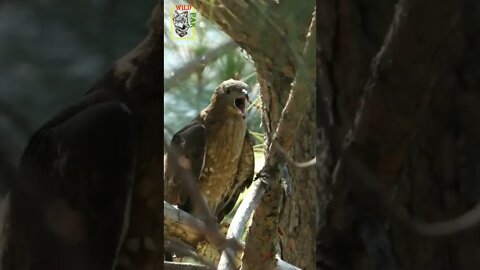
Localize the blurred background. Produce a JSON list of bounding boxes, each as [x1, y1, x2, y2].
[[163, 0, 264, 172], [0, 0, 264, 197], [0, 0, 156, 195]]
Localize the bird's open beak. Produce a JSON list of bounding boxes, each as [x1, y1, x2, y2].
[[234, 89, 249, 119], [243, 89, 251, 104]]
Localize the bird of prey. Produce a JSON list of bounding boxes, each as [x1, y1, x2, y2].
[[0, 4, 164, 270], [1, 99, 136, 270], [164, 79, 255, 223], [0, 52, 162, 270]]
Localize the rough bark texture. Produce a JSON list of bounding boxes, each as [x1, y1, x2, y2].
[[186, 0, 316, 269], [278, 95, 316, 269], [317, 0, 480, 269]]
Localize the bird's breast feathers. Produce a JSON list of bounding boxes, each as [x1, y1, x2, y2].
[[199, 116, 246, 205]]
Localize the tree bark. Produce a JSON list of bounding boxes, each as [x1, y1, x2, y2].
[[186, 0, 316, 269], [317, 0, 480, 269]]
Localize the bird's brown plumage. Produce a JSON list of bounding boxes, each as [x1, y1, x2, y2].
[[164, 79, 255, 222], [0, 18, 162, 269]]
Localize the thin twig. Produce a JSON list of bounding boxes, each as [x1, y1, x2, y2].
[[273, 142, 316, 168], [349, 0, 408, 137]]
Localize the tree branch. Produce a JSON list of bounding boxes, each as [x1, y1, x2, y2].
[[216, 179, 265, 269], [273, 142, 316, 168], [183, 0, 316, 268], [164, 201, 206, 246], [164, 261, 210, 270], [335, 0, 466, 238], [164, 140, 240, 267], [219, 11, 316, 270], [164, 41, 237, 90]]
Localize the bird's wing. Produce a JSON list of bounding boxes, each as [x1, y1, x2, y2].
[[5, 101, 135, 270], [164, 121, 206, 212], [216, 130, 255, 222]]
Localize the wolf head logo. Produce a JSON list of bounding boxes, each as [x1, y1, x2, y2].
[[173, 10, 190, 37]]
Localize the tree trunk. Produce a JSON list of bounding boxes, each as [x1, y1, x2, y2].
[[277, 91, 316, 269], [187, 0, 316, 269], [317, 0, 480, 269]]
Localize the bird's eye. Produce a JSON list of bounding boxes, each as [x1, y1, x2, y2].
[[225, 88, 231, 94]]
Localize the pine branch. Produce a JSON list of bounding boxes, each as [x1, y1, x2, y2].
[[164, 41, 237, 90]]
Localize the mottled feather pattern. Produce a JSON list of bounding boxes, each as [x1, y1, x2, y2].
[[199, 112, 246, 216], [4, 100, 136, 270], [164, 79, 254, 222]]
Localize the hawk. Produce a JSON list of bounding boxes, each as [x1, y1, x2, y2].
[[0, 54, 162, 270], [0, 3, 164, 270], [1, 100, 136, 270], [164, 79, 255, 222]]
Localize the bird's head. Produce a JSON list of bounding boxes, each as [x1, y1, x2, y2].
[[212, 79, 250, 119]]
